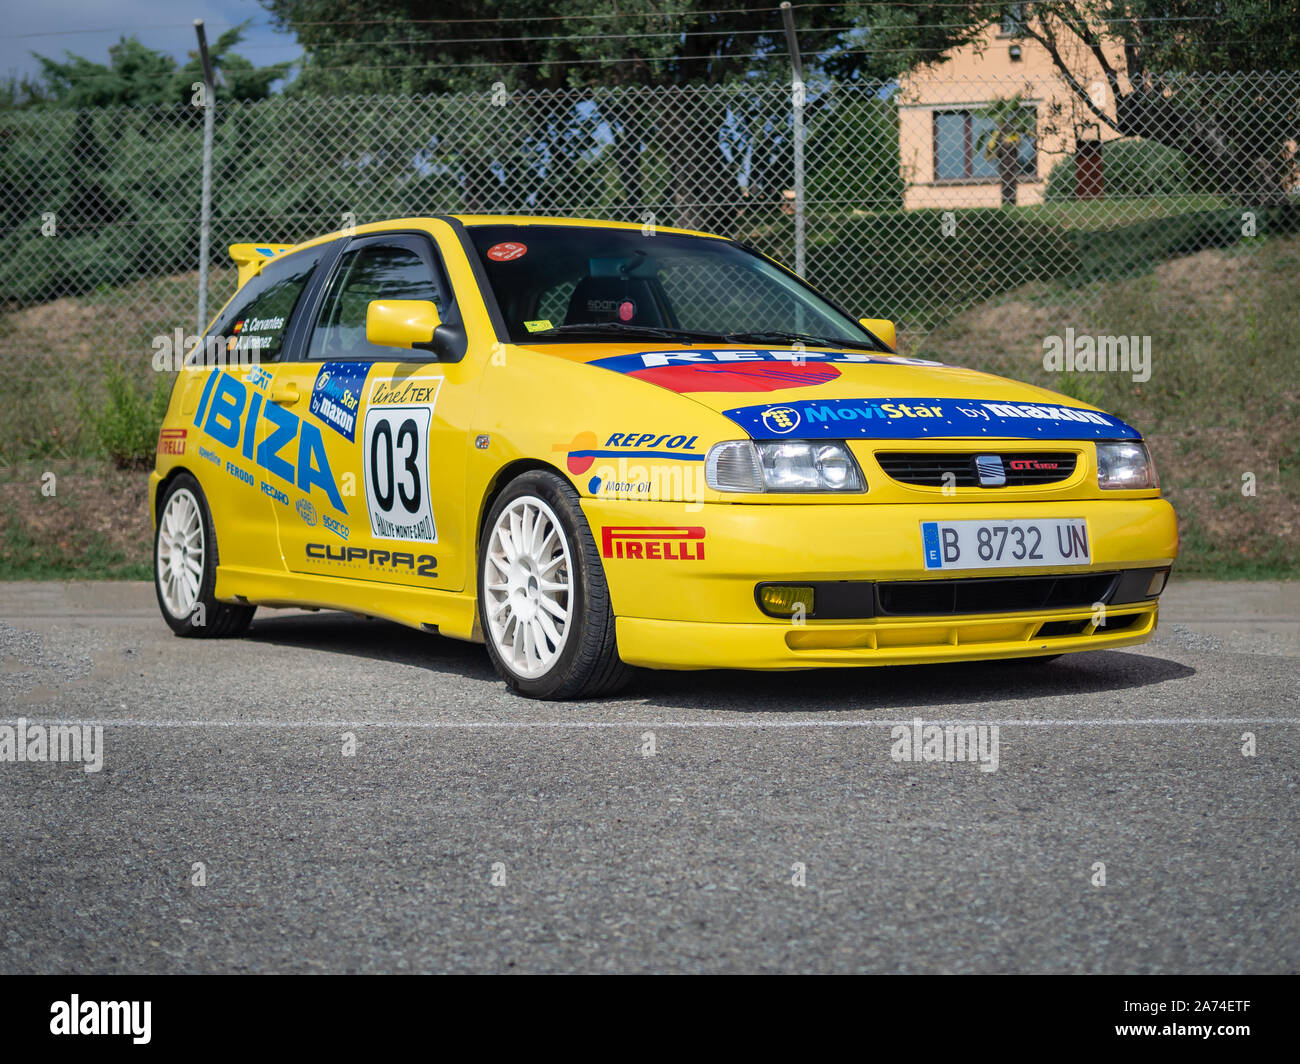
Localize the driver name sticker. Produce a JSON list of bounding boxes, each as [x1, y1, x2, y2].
[[362, 375, 444, 543]]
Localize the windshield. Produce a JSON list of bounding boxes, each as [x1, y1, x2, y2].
[[464, 224, 883, 348]]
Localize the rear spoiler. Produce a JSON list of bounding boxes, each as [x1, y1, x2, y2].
[[228, 243, 294, 288]]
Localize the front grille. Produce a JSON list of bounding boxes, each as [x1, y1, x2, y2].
[[875, 572, 1120, 616], [875, 451, 1077, 487], [754, 569, 1168, 620]]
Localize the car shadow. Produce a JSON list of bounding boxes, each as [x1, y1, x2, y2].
[[246, 610, 499, 682], [244, 609, 1196, 713], [633, 651, 1196, 714]]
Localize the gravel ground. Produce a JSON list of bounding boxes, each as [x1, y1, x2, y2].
[[0, 578, 1296, 973]]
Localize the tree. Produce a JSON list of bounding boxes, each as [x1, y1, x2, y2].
[[259, 1, 990, 94], [30, 26, 289, 110], [976, 95, 1037, 207], [963, 1, 1300, 204]]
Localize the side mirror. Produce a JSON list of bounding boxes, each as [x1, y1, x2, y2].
[[366, 299, 442, 349], [859, 317, 897, 351]]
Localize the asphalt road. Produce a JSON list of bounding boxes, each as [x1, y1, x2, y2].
[[1, 578, 1296, 973]]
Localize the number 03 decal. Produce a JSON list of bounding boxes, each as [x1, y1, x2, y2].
[[362, 377, 443, 543]]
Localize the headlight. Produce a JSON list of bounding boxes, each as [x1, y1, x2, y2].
[[706, 440, 865, 493], [1097, 440, 1158, 490]]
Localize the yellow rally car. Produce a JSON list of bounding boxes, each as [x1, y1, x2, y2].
[[150, 216, 1177, 698]]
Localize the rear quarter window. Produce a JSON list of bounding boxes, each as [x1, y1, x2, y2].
[[207, 245, 328, 363]]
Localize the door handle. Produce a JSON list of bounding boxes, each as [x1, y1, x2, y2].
[[270, 384, 300, 405]]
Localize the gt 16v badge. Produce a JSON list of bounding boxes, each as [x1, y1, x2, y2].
[[362, 375, 444, 543]]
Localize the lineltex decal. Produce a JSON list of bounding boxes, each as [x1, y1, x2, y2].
[[310, 362, 370, 442], [362, 375, 444, 543], [589, 348, 942, 394], [726, 398, 1142, 441]]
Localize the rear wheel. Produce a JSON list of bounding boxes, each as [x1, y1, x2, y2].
[[478, 470, 629, 699], [154, 472, 255, 638]]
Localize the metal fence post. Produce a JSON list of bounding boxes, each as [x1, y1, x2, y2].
[[780, 2, 806, 277], [195, 20, 216, 336]]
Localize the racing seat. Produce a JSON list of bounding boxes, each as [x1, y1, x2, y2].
[[564, 276, 672, 328]]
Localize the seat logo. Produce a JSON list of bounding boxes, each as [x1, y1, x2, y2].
[[975, 455, 1007, 486]]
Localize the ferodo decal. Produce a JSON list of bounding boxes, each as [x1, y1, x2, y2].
[[726, 398, 1142, 441], [192, 369, 346, 512], [309, 361, 370, 442], [601, 526, 706, 561], [589, 348, 942, 394], [362, 375, 444, 543], [553, 431, 702, 474]]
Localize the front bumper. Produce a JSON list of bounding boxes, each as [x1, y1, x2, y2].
[[583, 495, 1177, 670]]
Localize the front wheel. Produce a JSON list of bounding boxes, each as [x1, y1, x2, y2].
[[154, 472, 255, 638], [478, 470, 630, 699]]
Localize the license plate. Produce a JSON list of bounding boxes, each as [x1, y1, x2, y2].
[[921, 518, 1090, 570]]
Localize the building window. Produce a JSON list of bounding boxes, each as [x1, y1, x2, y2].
[[1000, 3, 1028, 37], [933, 109, 1037, 182]]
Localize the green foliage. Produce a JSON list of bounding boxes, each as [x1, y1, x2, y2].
[[1064, 205, 1300, 284], [1045, 140, 1194, 201], [29, 26, 289, 110], [788, 204, 1300, 329], [260, 1, 989, 93], [792, 209, 1082, 328], [83, 364, 172, 470]]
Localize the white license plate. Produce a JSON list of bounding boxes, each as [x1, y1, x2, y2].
[[921, 518, 1090, 570]]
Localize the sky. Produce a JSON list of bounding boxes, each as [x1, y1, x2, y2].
[[0, 0, 301, 86]]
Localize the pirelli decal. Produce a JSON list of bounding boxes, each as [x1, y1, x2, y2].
[[601, 526, 706, 561]]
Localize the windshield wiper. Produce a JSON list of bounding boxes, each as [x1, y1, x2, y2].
[[722, 330, 888, 353], [529, 322, 725, 343]]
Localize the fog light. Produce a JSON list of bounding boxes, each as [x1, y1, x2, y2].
[[1146, 569, 1170, 596], [758, 584, 815, 617]]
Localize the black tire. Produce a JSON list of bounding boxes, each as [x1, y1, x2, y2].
[[154, 472, 255, 638], [478, 469, 630, 699]]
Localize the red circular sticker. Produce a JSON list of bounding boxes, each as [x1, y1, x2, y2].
[[486, 241, 527, 262], [617, 300, 636, 322]]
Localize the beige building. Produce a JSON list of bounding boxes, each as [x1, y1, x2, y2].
[[897, 5, 1128, 208]]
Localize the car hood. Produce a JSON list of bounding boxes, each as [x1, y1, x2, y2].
[[546, 343, 1142, 442]]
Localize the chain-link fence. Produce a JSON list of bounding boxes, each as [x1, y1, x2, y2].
[[2, 71, 1298, 461]]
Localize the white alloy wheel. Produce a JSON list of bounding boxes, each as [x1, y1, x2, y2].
[[157, 487, 205, 619], [483, 494, 575, 678]]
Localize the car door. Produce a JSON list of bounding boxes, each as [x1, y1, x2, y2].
[[269, 231, 475, 593], [183, 243, 332, 573]]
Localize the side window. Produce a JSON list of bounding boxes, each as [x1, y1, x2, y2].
[[308, 242, 445, 361], [207, 247, 324, 363]]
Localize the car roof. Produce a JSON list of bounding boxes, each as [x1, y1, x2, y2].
[[233, 215, 729, 286]]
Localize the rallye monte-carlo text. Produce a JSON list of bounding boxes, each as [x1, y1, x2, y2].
[[150, 216, 1177, 698]]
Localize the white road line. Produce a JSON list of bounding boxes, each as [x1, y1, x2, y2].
[[15, 717, 1300, 729]]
